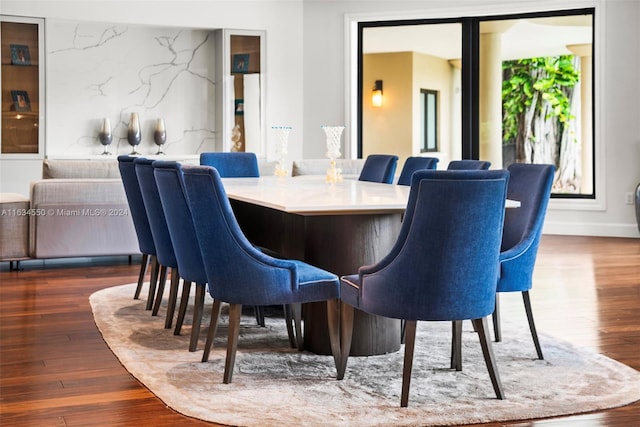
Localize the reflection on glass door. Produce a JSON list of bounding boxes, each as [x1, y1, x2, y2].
[[361, 22, 462, 171], [479, 13, 593, 196], [358, 9, 594, 198]]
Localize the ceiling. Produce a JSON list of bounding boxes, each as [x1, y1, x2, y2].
[[362, 15, 593, 61]]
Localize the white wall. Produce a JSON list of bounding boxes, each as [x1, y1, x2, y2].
[[2, 0, 639, 238]]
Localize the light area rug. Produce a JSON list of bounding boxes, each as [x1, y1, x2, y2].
[[90, 283, 640, 427]]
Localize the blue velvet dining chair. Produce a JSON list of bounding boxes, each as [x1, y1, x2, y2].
[[338, 169, 509, 407], [118, 155, 161, 310], [358, 154, 399, 184], [153, 160, 210, 352], [182, 164, 342, 384], [493, 163, 555, 359], [153, 161, 299, 353], [447, 159, 491, 170], [199, 152, 260, 177], [200, 150, 276, 328], [134, 158, 181, 328], [396, 156, 439, 186]]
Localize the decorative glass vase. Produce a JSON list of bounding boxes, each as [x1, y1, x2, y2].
[[153, 118, 166, 155], [98, 118, 112, 155], [127, 112, 142, 155], [272, 126, 291, 177], [322, 125, 345, 183]]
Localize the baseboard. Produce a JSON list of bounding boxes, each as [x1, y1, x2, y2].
[[543, 221, 640, 238], [0, 254, 142, 271]]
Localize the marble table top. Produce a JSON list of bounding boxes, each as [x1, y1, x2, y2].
[[222, 175, 519, 216]]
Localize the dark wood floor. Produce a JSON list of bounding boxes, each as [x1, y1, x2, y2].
[[1, 235, 639, 426]]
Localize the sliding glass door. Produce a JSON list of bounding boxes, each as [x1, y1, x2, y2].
[[359, 8, 594, 198]]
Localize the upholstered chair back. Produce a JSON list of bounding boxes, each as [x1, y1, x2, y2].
[[396, 156, 439, 186], [134, 158, 177, 269], [447, 160, 491, 170], [117, 155, 156, 256], [358, 154, 399, 184], [498, 163, 555, 292], [351, 169, 509, 321], [199, 152, 260, 177], [153, 161, 207, 285]]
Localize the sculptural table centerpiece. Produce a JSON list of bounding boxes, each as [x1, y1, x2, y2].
[[272, 126, 292, 177], [322, 125, 345, 184]]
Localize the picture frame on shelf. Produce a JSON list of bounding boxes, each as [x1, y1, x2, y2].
[[10, 44, 31, 66], [11, 90, 31, 112], [232, 54, 249, 73]]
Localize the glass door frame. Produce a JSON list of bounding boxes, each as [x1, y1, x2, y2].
[[345, 1, 603, 209]]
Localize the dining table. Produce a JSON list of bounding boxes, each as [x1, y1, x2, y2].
[[222, 174, 519, 357]]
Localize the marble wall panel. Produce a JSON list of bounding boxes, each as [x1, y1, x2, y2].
[[46, 20, 216, 157]]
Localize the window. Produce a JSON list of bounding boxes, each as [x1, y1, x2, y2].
[[420, 89, 438, 152], [358, 7, 595, 199]]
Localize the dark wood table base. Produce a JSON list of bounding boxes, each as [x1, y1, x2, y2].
[[303, 301, 401, 356], [231, 199, 403, 356]]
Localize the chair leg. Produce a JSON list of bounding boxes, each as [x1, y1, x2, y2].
[[9, 260, 20, 271], [336, 302, 354, 380], [164, 268, 180, 329], [189, 284, 206, 352], [292, 303, 303, 350], [152, 265, 168, 316], [523, 291, 544, 360], [134, 253, 149, 300], [223, 303, 242, 384], [492, 294, 502, 342], [145, 256, 160, 310], [472, 317, 505, 400], [450, 320, 463, 371], [284, 304, 296, 348], [326, 299, 342, 373], [400, 319, 406, 344], [254, 305, 265, 327], [174, 281, 192, 336], [401, 320, 417, 407], [201, 298, 222, 362]]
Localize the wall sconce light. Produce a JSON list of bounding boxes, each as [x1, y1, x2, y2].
[[372, 80, 383, 107]]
